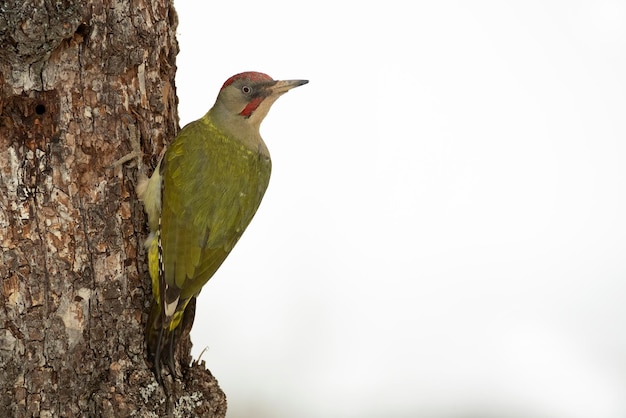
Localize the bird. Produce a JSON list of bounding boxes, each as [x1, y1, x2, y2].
[[137, 71, 308, 382]]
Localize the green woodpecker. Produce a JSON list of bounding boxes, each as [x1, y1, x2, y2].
[[138, 71, 308, 381]]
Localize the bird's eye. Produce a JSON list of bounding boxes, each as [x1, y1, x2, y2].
[[241, 85, 252, 94]]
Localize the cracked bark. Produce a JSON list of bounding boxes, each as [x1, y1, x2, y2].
[[0, 1, 226, 416]]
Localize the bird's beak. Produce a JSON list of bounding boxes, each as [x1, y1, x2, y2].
[[269, 79, 309, 95]]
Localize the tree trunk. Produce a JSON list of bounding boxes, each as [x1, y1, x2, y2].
[[0, 1, 226, 416]]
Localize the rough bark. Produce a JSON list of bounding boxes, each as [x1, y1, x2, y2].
[[0, 1, 226, 416]]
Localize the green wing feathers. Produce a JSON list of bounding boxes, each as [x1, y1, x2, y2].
[[144, 115, 271, 339], [160, 117, 271, 300]]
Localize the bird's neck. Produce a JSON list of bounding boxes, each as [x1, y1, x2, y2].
[[205, 102, 269, 157]]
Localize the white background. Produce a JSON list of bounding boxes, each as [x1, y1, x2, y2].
[[172, 1, 626, 417]]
